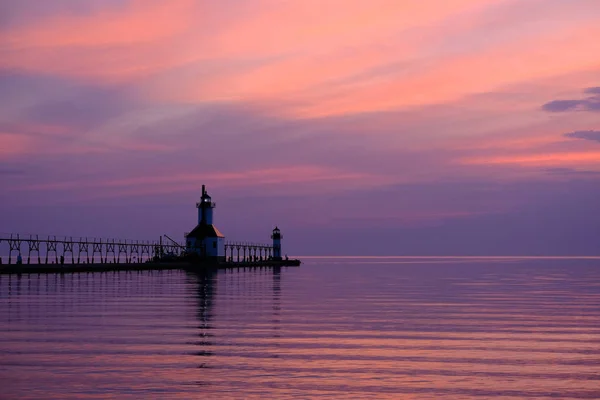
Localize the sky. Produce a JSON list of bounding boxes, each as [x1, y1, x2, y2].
[[0, 0, 599, 255]]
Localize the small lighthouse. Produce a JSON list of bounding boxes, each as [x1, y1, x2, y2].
[[271, 226, 282, 260], [185, 185, 225, 262]]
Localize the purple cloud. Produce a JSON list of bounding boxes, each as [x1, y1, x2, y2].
[[3, 175, 600, 255], [0, 167, 25, 176], [0, 71, 134, 132], [542, 87, 600, 112], [545, 167, 600, 176], [584, 87, 600, 95], [542, 99, 584, 112], [290, 177, 600, 256], [564, 130, 600, 143], [0, 0, 128, 29]]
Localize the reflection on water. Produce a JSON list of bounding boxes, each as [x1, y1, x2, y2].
[[1, 258, 600, 399]]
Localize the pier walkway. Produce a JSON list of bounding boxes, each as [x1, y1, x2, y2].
[[0, 234, 300, 274]]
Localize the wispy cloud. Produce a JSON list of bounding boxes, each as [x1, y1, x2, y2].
[[542, 87, 600, 112], [545, 167, 600, 177], [564, 130, 600, 143], [460, 152, 600, 167]]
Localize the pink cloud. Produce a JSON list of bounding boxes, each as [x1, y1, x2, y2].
[[0, 0, 199, 81], [461, 152, 600, 167], [209, 0, 496, 57], [279, 27, 600, 117], [126, 3, 600, 121], [0, 133, 31, 157], [2, 0, 598, 120], [3, 0, 193, 49], [11, 165, 396, 200]]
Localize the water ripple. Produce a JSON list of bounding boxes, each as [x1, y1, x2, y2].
[[1, 258, 600, 399]]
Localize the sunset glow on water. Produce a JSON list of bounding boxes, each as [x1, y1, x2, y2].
[[2, 258, 599, 398]]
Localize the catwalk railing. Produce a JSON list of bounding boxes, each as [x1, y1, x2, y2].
[[0, 234, 277, 265], [224, 242, 274, 262], [0, 234, 184, 265]]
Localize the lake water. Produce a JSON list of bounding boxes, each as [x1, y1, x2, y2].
[[1, 257, 599, 399]]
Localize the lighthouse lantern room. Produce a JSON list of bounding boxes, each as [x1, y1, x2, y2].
[[186, 185, 225, 261]]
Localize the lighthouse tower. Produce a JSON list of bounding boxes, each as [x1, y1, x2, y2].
[[197, 184, 214, 225], [185, 185, 225, 262], [271, 226, 282, 260]]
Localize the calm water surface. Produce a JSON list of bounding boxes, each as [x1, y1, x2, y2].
[[1, 257, 600, 399]]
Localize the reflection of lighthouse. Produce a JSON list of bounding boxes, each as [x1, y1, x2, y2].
[[190, 270, 216, 363], [271, 227, 282, 260], [185, 185, 225, 262]]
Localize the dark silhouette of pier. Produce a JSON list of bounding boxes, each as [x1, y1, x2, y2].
[[0, 234, 180, 265], [224, 242, 276, 262], [0, 233, 300, 274]]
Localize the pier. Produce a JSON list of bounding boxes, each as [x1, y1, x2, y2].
[[0, 234, 179, 265], [0, 184, 300, 274], [0, 234, 299, 274]]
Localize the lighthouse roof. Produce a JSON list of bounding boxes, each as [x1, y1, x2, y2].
[[186, 224, 225, 239]]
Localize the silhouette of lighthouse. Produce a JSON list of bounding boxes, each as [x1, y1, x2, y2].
[[185, 185, 225, 261], [197, 184, 214, 225], [271, 226, 282, 260]]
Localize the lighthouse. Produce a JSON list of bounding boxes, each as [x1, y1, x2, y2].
[[271, 226, 282, 260], [197, 184, 214, 225], [185, 185, 225, 262]]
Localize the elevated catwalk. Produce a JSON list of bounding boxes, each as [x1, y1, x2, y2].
[[0, 233, 300, 274]]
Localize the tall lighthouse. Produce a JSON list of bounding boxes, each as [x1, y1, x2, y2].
[[271, 226, 282, 260], [185, 185, 225, 262]]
